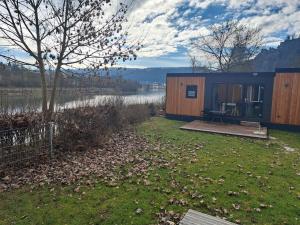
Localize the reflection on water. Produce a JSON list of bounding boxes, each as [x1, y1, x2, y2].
[[0, 90, 166, 114], [62, 91, 165, 109]]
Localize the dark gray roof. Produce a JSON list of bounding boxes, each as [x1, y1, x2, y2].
[[275, 68, 300, 73], [167, 68, 300, 77]]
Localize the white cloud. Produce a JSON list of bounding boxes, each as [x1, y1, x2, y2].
[[240, 9, 300, 37], [1, 0, 299, 67], [262, 37, 284, 48], [126, 0, 215, 58], [126, 0, 186, 57], [125, 0, 300, 61], [189, 0, 224, 9]]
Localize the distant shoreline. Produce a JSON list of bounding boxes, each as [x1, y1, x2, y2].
[[0, 87, 165, 97]]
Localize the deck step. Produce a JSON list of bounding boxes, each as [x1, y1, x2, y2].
[[181, 120, 268, 139], [240, 121, 261, 128], [180, 209, 238, 225]]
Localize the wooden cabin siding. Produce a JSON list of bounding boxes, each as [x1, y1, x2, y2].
[[271, 73, 300, 125], [166, 77, 205, 116]]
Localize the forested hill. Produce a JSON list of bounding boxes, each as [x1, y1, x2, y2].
[[109, 67, 194, 84], [252, 37, 300, 72], [0, 66, 196, 86]]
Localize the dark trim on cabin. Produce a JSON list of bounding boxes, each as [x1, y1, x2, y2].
[[275, 68, 300, 73], [203, 73, 274, 123], [167, 68, 300, 77], [167, 72, 275, 78], [186, 85, 198, 98], [262, 123, 300, 132], [165, 74, 168, 114], [166, 114, 241, 124]]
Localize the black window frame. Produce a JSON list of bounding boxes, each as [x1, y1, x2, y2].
[[186, 85, 198, 99]]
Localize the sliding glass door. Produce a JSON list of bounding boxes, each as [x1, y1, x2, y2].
[[212, 83, 264, 119]]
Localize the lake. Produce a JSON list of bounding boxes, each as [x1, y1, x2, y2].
[[0, 90, 166, 114]]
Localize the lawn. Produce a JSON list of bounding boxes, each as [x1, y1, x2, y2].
[[0, 117, 299, 225]]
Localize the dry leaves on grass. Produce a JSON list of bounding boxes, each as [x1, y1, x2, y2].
[[0, 132, 157, 192], [157, 209, 182, 225]]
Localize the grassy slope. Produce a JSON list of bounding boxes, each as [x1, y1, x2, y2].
[[0, 117, 299, 225]]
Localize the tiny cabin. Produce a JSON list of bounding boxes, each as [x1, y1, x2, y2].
[[166, 68, 300, 129]]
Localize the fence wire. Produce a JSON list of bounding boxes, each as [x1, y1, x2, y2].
[[0, 124, 52, 170]]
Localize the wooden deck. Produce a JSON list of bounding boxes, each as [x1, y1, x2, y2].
[[180, 120, 268, 139], [180, 209, 238, 225]]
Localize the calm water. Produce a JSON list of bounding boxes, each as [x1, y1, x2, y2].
[[0, 90, 166, 114], [62, 91, 165, 109]]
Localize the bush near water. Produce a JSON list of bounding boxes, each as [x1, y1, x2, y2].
[[0, 98, 162, 154]]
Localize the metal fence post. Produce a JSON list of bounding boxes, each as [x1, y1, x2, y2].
[[49, 122, 54, 159]]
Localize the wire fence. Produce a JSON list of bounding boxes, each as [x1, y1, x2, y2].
[[0, 123, 54, 170]]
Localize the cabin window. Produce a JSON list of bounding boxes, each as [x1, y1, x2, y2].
[[186, 85, 198, 98]]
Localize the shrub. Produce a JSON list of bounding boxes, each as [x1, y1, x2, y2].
[[122, 104, 151, 125], [1, 96, 161, 153], [54, 97, 155, 151], [55, 105, 122, 150]]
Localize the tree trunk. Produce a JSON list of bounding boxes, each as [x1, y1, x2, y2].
[[47, 64, 62, 121], [38, 61, 48, 121]]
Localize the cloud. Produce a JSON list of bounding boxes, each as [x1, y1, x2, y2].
[[127, 0, 185, 58], [262, 37, 284, 48], [125, 0, 300, 63], [188, 0, 224, 9], [239, 7, 300, 37], [1, 0, 299, 68], [126, 0, 213, 58]]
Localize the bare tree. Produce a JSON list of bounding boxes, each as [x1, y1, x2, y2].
[[191, 20, 262, 72], [188, 53, 199, 73], [187, 52, 210, 73], [0, 0, 139, 121]]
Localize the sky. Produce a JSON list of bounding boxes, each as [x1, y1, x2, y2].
[[122, 0, 300, 68], [0, 0, 299, 69]]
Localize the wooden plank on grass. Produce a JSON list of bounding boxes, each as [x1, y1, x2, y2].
[[180, 209, 237, 225]]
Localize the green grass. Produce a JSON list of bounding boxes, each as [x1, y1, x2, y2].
[[1, 117, 299, 225]]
